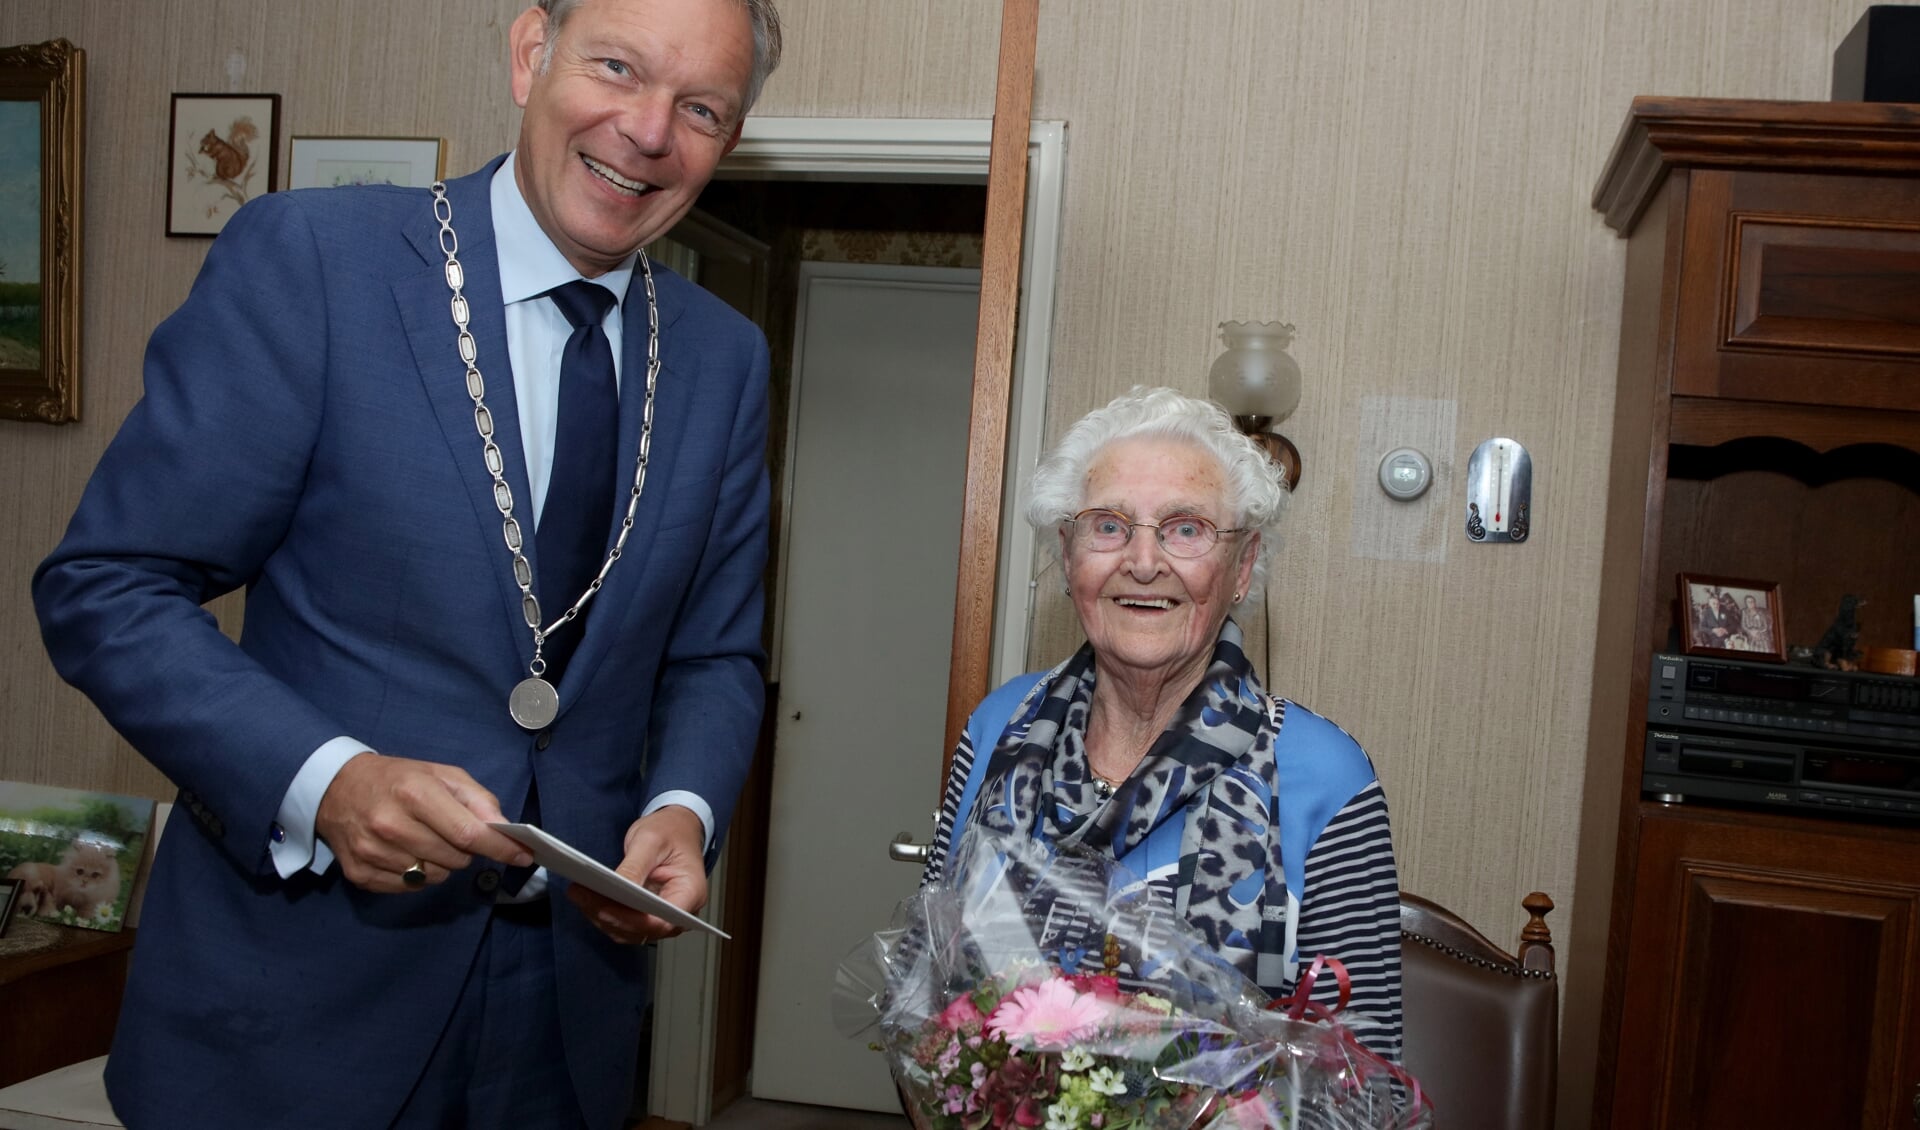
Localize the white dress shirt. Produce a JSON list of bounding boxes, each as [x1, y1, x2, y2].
[[268, 155, 714, 885]]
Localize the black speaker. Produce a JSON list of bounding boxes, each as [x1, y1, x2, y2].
[[1833, 6, 1920, 102]]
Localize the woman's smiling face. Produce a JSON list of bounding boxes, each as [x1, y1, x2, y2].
[[1063, 436, 1257, 685]]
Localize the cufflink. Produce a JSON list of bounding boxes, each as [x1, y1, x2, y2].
[[270, 823, 286, 844]]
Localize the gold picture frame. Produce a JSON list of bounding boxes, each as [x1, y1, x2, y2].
[[0, 39, 83, 425]]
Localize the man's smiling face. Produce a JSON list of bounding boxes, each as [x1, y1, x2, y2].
[[508, 0, 753, 277]]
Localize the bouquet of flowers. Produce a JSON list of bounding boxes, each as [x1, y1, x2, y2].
[[841, 831, 1430, 1130], [901, 959, 1240, 1128]]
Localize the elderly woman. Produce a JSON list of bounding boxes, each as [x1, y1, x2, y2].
[[1742, 594, 1773, 652], [921, 387, 1403, 1061]]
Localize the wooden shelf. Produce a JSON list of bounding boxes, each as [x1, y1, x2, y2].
[[1668, 396, 1920, 452], [0, 924, 135, 1089]]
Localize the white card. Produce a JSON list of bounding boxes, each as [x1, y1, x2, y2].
[[488, 822, 729, 940]]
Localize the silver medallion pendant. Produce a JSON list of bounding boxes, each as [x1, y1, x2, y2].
[[509, 677, 560, 731]]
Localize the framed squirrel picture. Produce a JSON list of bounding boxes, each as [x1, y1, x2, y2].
[[167, 92, 280, 237]]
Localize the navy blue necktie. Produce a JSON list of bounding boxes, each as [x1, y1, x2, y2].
[[536, 280, 620, 684]]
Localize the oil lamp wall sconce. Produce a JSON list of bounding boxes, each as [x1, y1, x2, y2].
[[1208, 321, 1303, 490]]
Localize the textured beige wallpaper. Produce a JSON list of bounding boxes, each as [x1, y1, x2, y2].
[[0, 1, 1874, 1124]]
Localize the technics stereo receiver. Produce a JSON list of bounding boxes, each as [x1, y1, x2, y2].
[[1643, 653, 1920, 821]]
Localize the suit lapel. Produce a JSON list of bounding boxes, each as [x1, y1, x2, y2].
[[554, 260, 695, 704], [394, 159, 542, 679]]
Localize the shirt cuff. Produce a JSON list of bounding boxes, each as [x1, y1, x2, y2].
[[269, 736, 368, 879], [642, 791, 714, 854]]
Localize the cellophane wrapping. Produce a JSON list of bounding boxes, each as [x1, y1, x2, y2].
[[846, 830, 1432, 1130]]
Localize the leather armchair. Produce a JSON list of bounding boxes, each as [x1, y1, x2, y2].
[[1400, 891, 1557, 1130]]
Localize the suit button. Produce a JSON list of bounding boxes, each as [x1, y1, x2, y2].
[[474, 869, 501, 894], [535, 732, 552, 751]]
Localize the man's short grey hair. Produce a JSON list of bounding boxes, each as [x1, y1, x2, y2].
[[536, 0, 784, 114], [1024, 386, 1291, 583]]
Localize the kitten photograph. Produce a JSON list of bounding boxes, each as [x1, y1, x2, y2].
[[8, 839, 120, 919], [0, 780, 153, 934]]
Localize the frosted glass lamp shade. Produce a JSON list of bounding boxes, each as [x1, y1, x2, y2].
[[1207, 321, 1302, 420]]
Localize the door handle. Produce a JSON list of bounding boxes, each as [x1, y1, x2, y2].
[[888, 832, 931, 864]]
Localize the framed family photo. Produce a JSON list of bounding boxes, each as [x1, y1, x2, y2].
[[167, 92, 280, 237], [288, 135, 446, 190], [0, 39, 83, 425], [1678, 573, 1786, 663]]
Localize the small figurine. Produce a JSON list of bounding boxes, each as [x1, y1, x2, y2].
[[1813, 594, 1866, 671]]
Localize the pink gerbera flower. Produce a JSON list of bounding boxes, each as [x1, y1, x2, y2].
[[986, 977, 1107, 1048]]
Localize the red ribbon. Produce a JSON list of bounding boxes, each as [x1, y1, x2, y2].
[[1264, 954, 1431, 1119]]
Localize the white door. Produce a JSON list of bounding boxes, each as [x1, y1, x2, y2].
[[750, 262, 980, 1110]]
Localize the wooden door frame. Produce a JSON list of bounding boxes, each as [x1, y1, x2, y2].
[[645, 114, 1066, 1125], [723, 115, 1067, 691]]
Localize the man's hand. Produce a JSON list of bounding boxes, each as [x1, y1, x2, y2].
[[567, 805, 707, 945], [315, 752, 533, 893]]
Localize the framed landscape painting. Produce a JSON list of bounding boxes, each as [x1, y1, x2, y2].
[[0, 39, 83, 424]]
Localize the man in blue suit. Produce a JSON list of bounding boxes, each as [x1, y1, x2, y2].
[[33, 0, 782, 1125]]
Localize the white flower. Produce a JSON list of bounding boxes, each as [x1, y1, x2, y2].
[[1060, 1046, 1094, 1072], [1045, 1100, 1083, 1130], [1088, 1066, 1128, 1096]]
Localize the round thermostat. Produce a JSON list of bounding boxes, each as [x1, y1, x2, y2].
[[1377, 448, 1433, 501]]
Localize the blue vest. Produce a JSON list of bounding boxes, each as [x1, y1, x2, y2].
[[949, 670, 1375, 964]]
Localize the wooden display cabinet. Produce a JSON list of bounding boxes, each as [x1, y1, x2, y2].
[[1582, 98, 1920, 1129]]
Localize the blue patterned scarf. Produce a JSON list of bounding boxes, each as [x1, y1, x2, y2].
[[964, 619, 1292, 991]]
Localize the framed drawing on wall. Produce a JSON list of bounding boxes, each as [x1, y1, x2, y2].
[[1678, 572, 1786, 662], [287, 136, 446, 190], [167, 92, 279, 237], [0, 39, 83, 424]]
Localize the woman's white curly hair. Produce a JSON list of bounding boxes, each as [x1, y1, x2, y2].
[[1024, 386, 1290, 583]]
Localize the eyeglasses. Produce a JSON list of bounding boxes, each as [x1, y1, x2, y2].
[[1066, 508, 1245, 558]]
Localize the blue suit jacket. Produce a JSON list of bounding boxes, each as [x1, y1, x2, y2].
[[33, 159, 769, 1129]]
